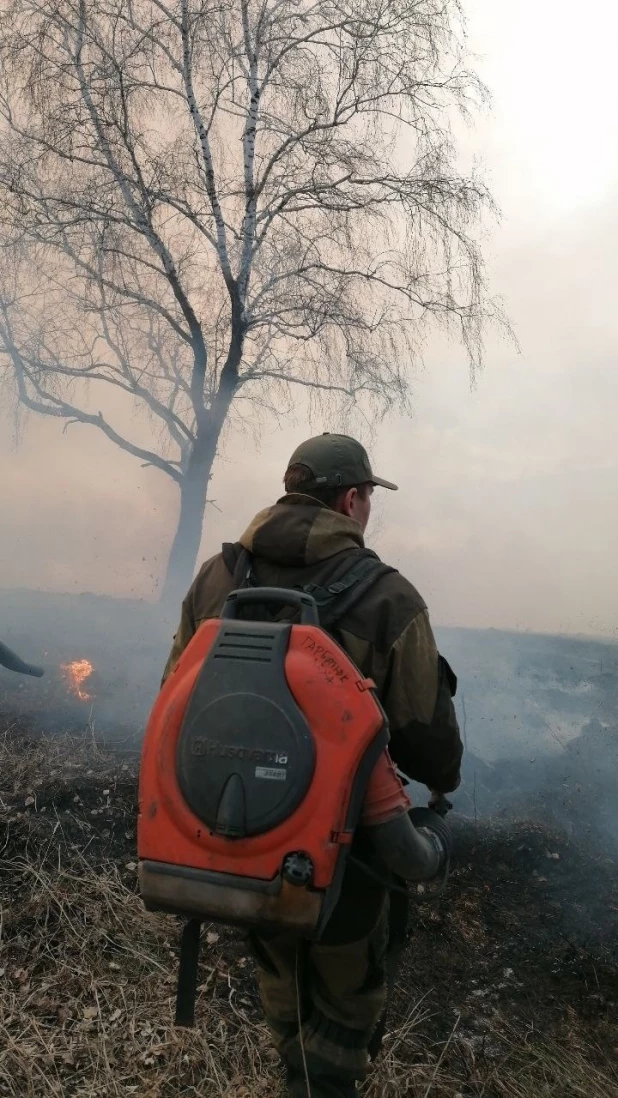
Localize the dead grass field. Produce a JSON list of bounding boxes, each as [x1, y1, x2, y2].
[[1, 723, 617, 1097]]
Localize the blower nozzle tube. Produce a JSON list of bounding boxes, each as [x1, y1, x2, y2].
[[366, 805, 452, 882], [0, 642, 45, 678]]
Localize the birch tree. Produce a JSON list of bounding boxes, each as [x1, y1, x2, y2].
[[0, 0, 498, 602]]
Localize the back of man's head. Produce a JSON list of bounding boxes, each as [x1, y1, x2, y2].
[[283, 433, 397, 505], [284, 461, 370, 507], [283, 433, 397, 531]]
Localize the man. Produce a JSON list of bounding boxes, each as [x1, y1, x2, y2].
[[163, 432, 462, 1098]]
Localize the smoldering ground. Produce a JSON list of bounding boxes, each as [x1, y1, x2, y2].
[[2, 563, 617, 1094], [1, 600, 617, 1098]]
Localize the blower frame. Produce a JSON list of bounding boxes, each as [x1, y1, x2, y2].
[[138, 588, 391, 935]]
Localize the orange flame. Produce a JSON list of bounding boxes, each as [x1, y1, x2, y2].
[[61, 658, 94, 701]]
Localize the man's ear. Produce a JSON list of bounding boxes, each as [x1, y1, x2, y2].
[[340, 487, 357, 517]]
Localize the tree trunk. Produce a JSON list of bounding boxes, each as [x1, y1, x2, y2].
[[159, 449, 214, 610], [159, 402, 237, 608], [160, 295, 245, 610]]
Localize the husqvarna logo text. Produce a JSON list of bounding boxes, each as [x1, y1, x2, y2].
[[190, 738, 288, 765]]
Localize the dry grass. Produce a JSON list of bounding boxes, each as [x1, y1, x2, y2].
[[1, 728, 617, 1097], [0, 729, 277, 1097], [487, 1040, 618, 1098], [1, 856, 278, 1096]]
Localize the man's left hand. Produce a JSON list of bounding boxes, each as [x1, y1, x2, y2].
[[428, 791, 453, 817]]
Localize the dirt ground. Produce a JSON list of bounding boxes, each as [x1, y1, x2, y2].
[[1, 720, 617, 1097]]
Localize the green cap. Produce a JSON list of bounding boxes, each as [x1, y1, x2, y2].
[[286, 433, 398, 491]]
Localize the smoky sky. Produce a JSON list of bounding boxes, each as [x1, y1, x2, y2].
[[1, 0, 617, 638]]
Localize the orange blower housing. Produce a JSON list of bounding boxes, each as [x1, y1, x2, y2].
[[138, 587, 405, 939]]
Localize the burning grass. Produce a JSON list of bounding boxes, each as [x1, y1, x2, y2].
[[60, 659, 95, 702], [1, 723, 617, 1097]]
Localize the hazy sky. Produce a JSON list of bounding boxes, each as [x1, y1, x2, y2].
[[1, 0, 617, 637]]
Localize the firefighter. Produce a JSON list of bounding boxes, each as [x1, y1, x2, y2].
[[163, 432, 462, 1098]]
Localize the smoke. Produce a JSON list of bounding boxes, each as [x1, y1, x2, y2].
[[2, 583, 617, 862], [2, 188, 618, 858], [391, 626, 618, 855], [3, 188, 618, 631], [0, 588, 173, 741]]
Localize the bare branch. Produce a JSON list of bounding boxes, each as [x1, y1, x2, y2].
[[179, 0, 235, 288], [0, 302, 182, 483]]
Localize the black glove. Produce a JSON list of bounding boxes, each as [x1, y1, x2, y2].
[[428, 793, 453, 817], [408, 806, 452, 868]]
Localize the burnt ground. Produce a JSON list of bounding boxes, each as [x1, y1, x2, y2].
[[399, 823, 618, 1050], [1, 721, 617, 1097]]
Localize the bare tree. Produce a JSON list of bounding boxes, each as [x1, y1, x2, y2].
[[0, 0, 499, 603]]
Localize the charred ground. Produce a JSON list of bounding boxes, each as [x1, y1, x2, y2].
[[1, 721, 616, 1098]]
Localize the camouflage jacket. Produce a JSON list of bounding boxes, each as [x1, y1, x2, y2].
[[163, 493, 462, 794]]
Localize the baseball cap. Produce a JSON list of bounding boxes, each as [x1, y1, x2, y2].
[[286, 433, 398, 491]]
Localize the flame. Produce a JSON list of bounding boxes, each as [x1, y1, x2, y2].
[[61, 658, 94, 701]]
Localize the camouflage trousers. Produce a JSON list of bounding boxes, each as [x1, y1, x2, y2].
[[250, 899, 390, 1098]]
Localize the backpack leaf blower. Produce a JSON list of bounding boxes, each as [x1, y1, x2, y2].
[[137, 587, 409, 1025]]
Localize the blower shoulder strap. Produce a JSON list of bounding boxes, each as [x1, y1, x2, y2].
[[221, 542, 396, 632], [303, 551, 396, 632], [221, 542, 257, 588]]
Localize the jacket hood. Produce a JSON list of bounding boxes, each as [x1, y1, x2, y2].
[[239, 493, 365, 567]]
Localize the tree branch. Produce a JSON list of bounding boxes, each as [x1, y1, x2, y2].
[[0, 305, 182, 482]]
